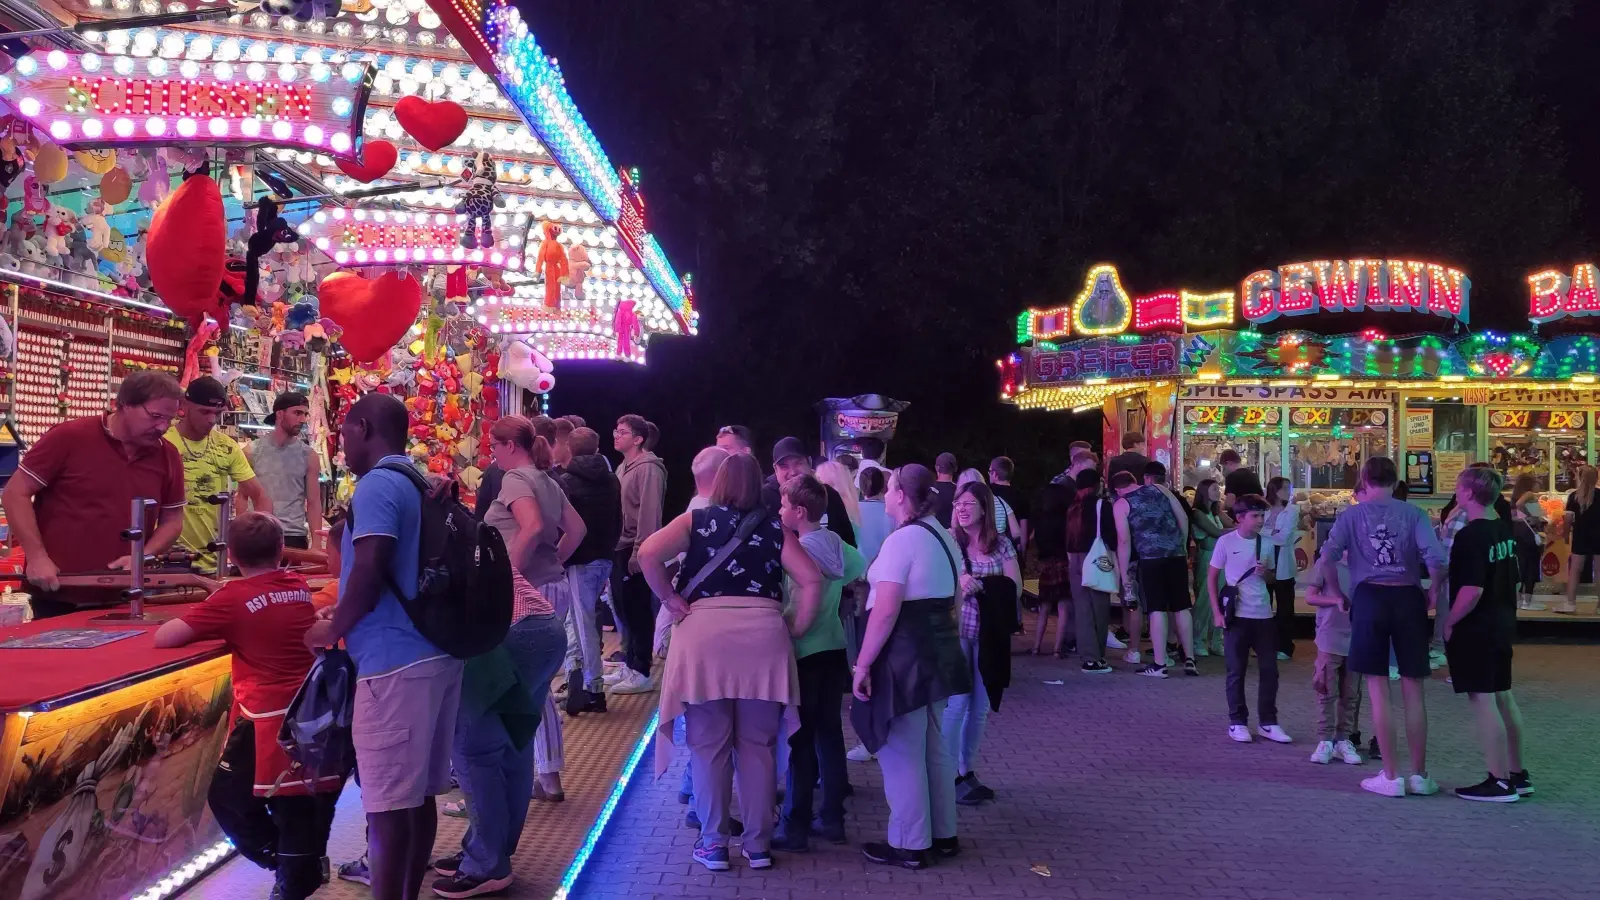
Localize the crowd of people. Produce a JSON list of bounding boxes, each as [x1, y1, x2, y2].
[[0, 378, 1558, 895]]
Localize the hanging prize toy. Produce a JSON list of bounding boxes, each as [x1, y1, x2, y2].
[[534, 221, 568, 309], [454, 151, 499, 249]]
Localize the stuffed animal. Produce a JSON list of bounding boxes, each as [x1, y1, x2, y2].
[[22, 174, 48, 216], [82, 199, 111, 252], [454, 151, 499, 249], [0, 137, 21, 194], [42, 205, 77, 256], [534, 221, 568, 309], [284, 241, 316, 285], [19, 237, 47, 276], [243, 196, 298, 307], [613, 298, 641, 358], [562, 243, 590, 302], [501, 337, 556, 394]]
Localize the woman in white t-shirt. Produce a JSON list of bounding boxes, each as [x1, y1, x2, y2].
[[850, 464, 969, 870]]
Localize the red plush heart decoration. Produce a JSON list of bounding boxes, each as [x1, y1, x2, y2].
[[319, 270, 424, 363], [146, 175, 226, 325], [394, 96, 468, 151], [334, 139, 398, 183]]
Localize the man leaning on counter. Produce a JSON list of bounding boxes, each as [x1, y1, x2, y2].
[[2, 371, 189, 618]]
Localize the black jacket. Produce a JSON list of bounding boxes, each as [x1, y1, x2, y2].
[[761, 476, 856, 547], [559, 454, 621, 565]]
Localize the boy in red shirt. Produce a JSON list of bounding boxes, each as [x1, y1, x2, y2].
[[156, 513, 344, 900]]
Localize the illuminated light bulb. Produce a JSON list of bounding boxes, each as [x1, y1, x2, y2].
[[239, 117, 259, 137], [374, 249, 388, 262], [278, 63, 296, 82], [246, 62, 266, 82], [296, 151, 313, 164], [179, 60, 199, 78], [329, 132, 351, 153], [342, 62, 363, 82], [316, 238, 330, 250], [383, 57, 407, 78], [81, 118, 103, 138], [160, 33, 184, 57], [373, 73, 393, 94], [311, 63, 332, 83], [217, 37, 240, 61], [144, 116, 165, 136], [208, 117, 228, 137], [213, 61, 234, 81], [246, 42, 268, 61], [354, 250, 368, 263], [176, 117, 197, 137], [272, 120, 292, 140], [46, 50, 69, 70], [353, 209, 366, 221], [17, 97, 41, 117], [419, 9, 440, 29], [335, 250, 349, 264], [398, 77, 417, 95], [114, 55, 136, 75], [114, 117, 135, 137], [187, 35, 211, 59], [333, 21, 352, 37], [48, 120, 71, 140], [273, 44, 295, 63], [331, 208, 346, 220], [384, 6, 407, 25], [395, 248, 409, 261]]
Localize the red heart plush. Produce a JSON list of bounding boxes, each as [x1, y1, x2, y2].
[[394, 96, 468, 151], [320, 270, 424, 363], [146, 175, 226, 325], [334, 139, 398, 183]]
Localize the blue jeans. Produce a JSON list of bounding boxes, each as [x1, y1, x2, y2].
[[940, 636, 988, 775], [564, 560, 612, 691], [454, 614, 567, 879]]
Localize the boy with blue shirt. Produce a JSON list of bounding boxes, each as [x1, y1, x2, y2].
[[305, 394, 461, 900]]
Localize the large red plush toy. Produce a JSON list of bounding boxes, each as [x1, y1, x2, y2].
[[534, 221, 568, 309], [319, 270, 424, 364], [146, 175, 227, 326]]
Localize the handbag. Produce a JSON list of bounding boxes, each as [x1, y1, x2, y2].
[[1219, 534, 1263, 626], [1082, 500, 1119, 593], [680, 509, 769, 600]]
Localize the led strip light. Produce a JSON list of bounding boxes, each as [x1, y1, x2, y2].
[[133, 838, 234, 900], [550, 711, 660, 900]]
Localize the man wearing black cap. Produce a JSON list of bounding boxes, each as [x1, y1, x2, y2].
[[166, 376, 272, 569], [762, 437, 856, 546], [244, 391, 322, 550]]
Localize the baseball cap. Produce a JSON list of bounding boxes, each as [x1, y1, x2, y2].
[[264, 391, 310, 426], [183, 376, 229, 410], [771, 436, 808, 466]]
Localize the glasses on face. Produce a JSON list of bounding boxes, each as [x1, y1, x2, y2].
[[613, 427, 637, 438], [952, 501, 984, 511], [138, 405, 178, 425]]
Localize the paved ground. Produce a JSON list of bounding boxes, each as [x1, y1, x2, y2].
[[573, 639, 1600, 900]]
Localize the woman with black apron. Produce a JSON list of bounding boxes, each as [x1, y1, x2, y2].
[[850, 464, 971, 869]]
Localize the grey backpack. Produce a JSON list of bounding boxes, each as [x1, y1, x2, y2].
[[275, 647, 357, 793]]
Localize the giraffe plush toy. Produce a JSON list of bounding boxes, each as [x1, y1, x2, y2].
[[455, 151, 499, 249]]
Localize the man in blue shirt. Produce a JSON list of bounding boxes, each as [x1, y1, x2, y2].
[[306, 394, 460, 900]]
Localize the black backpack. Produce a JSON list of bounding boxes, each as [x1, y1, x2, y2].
[[275, 647, 357, 795], [355, 461, 514, 659]]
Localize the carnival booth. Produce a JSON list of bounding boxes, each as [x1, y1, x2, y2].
[[1002, 258, 1600, 615], [0, 1, 696, 897]]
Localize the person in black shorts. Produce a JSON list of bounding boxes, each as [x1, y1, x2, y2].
[[1443, 467, 1532, 802], [1111, 470, 1197, 677]]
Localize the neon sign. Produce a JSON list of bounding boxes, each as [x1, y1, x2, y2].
[[1527, 264, 1600, 324], [1018, 265, 1238, 341], [1031, 335, 1180, 384], [1242, 259, 1470, 324], [0, 51, 371, 155], [299, 207, 531, 269]]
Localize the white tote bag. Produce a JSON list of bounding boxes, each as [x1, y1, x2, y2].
[[1082, 500, 1120, 593]]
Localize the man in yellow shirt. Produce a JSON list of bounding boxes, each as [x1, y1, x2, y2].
[[165, 376, 273, 570]]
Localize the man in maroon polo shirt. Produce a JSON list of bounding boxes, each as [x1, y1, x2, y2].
[[2, 371, 187, 617]]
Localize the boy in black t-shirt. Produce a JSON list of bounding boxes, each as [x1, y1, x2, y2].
[[1444, 467, 1531, 803]]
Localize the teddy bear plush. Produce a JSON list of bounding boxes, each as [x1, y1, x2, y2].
[[82, 199, 112, 252], [534, 221, 568, 309], [42, 205, 77, 257]]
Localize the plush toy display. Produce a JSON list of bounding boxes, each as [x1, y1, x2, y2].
[[394, 96, 468, 151], [319, 270, 424, 363], [334, 139, 398, 183], [500, 337, 556, 394], [32, 143, 68, 184], [81, 199, 111, 252], [242, 196, 299, 307], [562, 243, 590, 302], [534, 221, 568, 309], [99, 166, 132, 205], [455, 151, 499, 249], [73, 148, 117, 175], [613, 298, 641, 358], [146, 175, 228, 326]]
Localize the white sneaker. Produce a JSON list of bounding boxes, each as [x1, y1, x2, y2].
[[1520, 598, 1547, 611], [1105, 633, 1128, 650], [1227, 725, 1253, 743], [1309, 741, 1334, 764], [1406, 774, 1439, 796], [1333, 740, 1364, 765], [609, 669, 656, 695], [1123, 650, 1142, 665], [602, 669, 628, 686], [1257, 724, 1292, 744], [846, 744, 876, 762], [1361, 772, 1406, 797]]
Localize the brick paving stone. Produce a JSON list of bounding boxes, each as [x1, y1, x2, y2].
[[573, 641, 1600, 900]]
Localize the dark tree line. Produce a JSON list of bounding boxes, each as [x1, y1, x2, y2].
[[521, 0, 1585, 505]]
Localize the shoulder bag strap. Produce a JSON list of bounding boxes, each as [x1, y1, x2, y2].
[[911, 520, 961, 589], [681, 509, 769, 600], [345, 461, 430, 604]]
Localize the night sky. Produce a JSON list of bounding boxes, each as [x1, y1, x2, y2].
[[517, 0, 1597, 507]]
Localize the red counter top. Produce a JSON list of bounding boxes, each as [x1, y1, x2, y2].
[[0, 604, 226, 713]]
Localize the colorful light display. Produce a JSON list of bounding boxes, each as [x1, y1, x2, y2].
[[1241, 259, 1470, 324], [1030, 335, 1181, 384], [0, 51, 372, 155], [1015, 265, 1240, 342], [298, 207, 531, 269], [1527, 263, 1600, 324]]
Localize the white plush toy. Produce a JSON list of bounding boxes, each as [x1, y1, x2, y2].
[[500, 337, 556, 394], [82, 199, 111, 252]]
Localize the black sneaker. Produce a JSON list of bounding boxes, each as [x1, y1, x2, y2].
[[771, 820, 809, 853], [812, 817, 847, 844], [431, 851, 464, 877], [581, 693, 608, 714], [1136, 663, 1168, 679], [1082, 660, 1113, 674], [1368, 737, 1381, 761], [1114, 627, 1131, 642], [1183, 659, 1200, 677], [684, 809, 700, 829], [678, 791, 691, 805], [1510, 770, 1534, 796], [431, 872, 514, 898], [1454, 774, 1519, 803], [863, 842, 925, 869], [931, 836, 961, 859]]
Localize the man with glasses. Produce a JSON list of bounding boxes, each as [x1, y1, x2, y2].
[[715, 424, 754, 455], [166, 376, 273, 571], [608, 414, 667, 694], [3, 371, 188, 617]]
